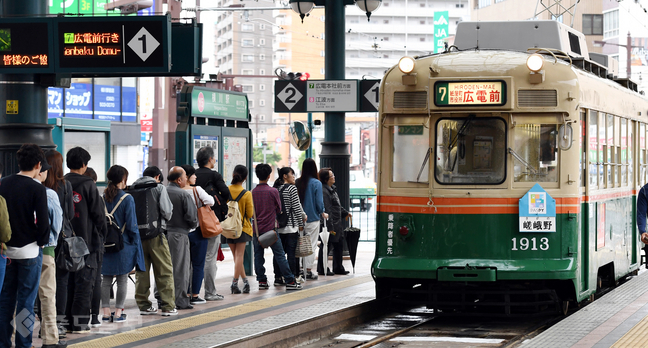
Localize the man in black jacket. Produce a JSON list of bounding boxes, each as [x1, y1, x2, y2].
[[194, 146, 229, 301], [0, 144, 50, 348], [61, 147, 106, 333]]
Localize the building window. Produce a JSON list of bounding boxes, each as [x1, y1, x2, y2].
[[384, 19, 389, 24], [582, 14, 603, 35], [383, 37, 389, 41], [241, 69, 254, 75], [476, 0, 491, 9], [242, 23, 254, 31], [259, 38, 265, 46], [383, 54, 389, 58], [260, 114, 266, 121], [260, 24, 266, 30], [249, 100, 254, 108], [242, 54, 255, 62], [420, 20, 426, 25], [259, 69, 266, 75], [260, 54, 266, 61], [259, 99, 266, 106], [320, 68, 325, 74], [420, 2, 425, 7], [242, 38, 254, 47], [260, 84, 266, 91], [603, 10, 618, 39], [242, 85, 254, 93], [420, 37, 425, 42], [320, 51, 325, 57]]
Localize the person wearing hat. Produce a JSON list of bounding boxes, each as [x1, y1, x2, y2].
[[0, 144, 51, 348]]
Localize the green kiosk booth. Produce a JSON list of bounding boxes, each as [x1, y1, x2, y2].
[[175, 86, 254, 276]]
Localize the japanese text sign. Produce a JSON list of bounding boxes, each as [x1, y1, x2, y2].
[[434, 81, 506, 107]]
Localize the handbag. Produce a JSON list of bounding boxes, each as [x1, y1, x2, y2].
[[253, 210, 278, 248], [194, 188, 223, 238], [295, 228, 313, 257], [56, 235, 90, 272]]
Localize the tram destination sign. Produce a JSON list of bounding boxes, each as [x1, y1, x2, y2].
[[434, 80, 506, 107], [56, 15, 171, 75]]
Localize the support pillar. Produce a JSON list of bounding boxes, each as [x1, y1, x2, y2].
[[0, 0, 54, 175], [321, 0, 350, 211]]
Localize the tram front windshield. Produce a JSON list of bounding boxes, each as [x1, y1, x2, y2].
[[435, 117, 506, 184]]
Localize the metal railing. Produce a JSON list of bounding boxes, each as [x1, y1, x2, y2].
[[349, 194, 377, 242]]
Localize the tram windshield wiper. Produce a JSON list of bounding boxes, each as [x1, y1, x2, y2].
[[410, 147, 431, 184], [508, 148, 538, 175]]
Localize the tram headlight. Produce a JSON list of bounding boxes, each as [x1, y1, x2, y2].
[[526, 54, 544, 72], [398, 56, 415, 74]]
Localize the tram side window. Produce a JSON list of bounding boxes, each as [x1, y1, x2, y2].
[[628, 120, 633, 186], [392, 125, 429, 182], [512, 124, 559, 183], [435, 117, 506, 184], [589, 111, 598, 187], [621, 118, 627, 186], [642, 123, 647, 184], [580, 110, 586, 188]]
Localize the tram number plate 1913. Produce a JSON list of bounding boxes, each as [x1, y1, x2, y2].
[[512, 237, 549, 251]]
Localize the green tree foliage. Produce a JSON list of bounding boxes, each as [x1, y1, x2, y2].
[[253, 147, 282, 167], [297, 149, 317, 170]]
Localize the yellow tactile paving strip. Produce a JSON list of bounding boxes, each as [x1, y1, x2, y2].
[[612, 315, 648, 348], [70, 275, 372, 348]]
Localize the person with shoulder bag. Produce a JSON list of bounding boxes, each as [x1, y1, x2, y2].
[[252, 164, 302, 291], [271, 167, 306, 285], [223, 165, 254, 294], [101, 166, 145, 323], [317, 168, 352, 276], [194, 147, 229, 301], [180, 165, 215, 305]]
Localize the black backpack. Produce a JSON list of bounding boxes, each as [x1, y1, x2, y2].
[[205, 180, 229, 221], [277, 185, 290, 229], [103, 194, 129, 253], [126, 182, 162, 240], [60, 180, 75, 239]]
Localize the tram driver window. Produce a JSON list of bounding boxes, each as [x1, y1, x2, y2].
[[512, 124, 559, 183], [392, 125, 429, 183], [435, 117, 506, 184]]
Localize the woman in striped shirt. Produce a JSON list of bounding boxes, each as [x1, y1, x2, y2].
[[272, 167, 306, 284]]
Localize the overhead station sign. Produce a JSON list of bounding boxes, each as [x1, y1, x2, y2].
[[434, 80, 506, 107], [307, 80, 358, 112], [275, 79, 381, 113], [56, 15, 170, 75]]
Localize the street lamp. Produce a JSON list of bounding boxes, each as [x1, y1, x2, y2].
[[594, 32, 642, 79], [355, 0, 382, 21]]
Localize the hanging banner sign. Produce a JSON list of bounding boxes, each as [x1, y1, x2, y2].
[[434, 11, 449, 53]]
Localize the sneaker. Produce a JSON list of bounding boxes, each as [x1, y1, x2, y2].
[[161, 308, 178, 316], [140, 306, 158, 315], [114, 313, 127, 322], [90, 314, 101, 328], [101, 314, 112, 322], [70, 326, 91, 334], [274, 278, 285, 286], [58, 326, 67, 338], [258, 281, 270, 290], [286, 281, 303, 290], [204, 294, 224, 301], [176, 304, 194, 310], [190, 296, 207, 304], [296, 275, 305, 284], [306, 272, 318, 280], [41, 340, 68, 348]]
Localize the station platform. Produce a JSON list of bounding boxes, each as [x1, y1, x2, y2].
[[520, 268, 648, 348], [31, 242, 377, 348]]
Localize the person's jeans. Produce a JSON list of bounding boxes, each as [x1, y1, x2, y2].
[[0, 256, 5, 295], [0, 250, 43, 348], [188, 230, 208, 295], [253, 233, 295, 284], [273, 232, 298, 280]]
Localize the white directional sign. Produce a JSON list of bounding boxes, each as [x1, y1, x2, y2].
[[274, 81, 307, 112], [128, 27, 161, 62], [360, 80, 381, 112], [306, 80, 358, 112]]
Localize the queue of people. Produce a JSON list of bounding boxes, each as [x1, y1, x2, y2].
[[0, 144, 352, 348]]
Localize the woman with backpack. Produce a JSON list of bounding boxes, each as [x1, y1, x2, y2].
[[44, 150, 75, 337], [101, 165, 145, 322], [223, 165, 254, 294], [272, 167, 306, 284]]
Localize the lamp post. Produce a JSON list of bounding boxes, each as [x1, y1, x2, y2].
[[289, 0, 381, 211], [594, 32, 642, 79]]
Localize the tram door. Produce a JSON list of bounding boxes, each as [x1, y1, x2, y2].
[[579, 110, 590, 295]]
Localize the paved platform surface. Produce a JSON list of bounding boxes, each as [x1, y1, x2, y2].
[[520, 268, 648, 348], [30, 242, 377, 348]]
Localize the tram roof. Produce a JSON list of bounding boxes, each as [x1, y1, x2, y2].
[[454, 20, 588, 60]]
